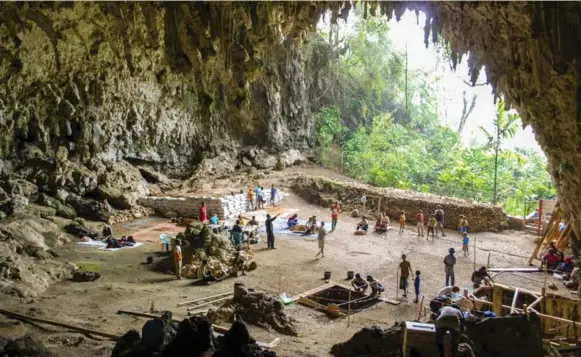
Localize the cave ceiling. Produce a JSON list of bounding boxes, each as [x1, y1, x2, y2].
[[1, 1, 581, 248]]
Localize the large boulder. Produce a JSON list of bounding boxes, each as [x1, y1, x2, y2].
[[67, 195, 111, 222], [38, 193, 77, 219]]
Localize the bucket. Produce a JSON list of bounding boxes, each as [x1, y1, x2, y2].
[[324, 271, 332, 280], [347, 271, 354, 280]]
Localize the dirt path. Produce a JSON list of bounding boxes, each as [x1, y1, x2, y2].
[[0, 166, 549, 357]]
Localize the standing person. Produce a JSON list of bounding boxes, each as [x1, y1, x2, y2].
[[247, 188, 255, 211], [462, 232, 470, 257], [270, 184, 278, 207], [254, 184, 261, 209], [435, 303, 465, 357], [435, 207, 446, 237], [399, 254, 413, 298], [265, 213, 281, 249], [444, 248, 457, 286], [199, 202, 208, 223], [399, 211, 406, 233], [413, 270, 421, 303], [416, 210, 424, 237], [427, 214, 437, 240], [316, 222, 326, 258], [256, 186, 264, 209], [460, 215, 469, 234], [173, 239, 183, 280], [331, 201, 342, 231]]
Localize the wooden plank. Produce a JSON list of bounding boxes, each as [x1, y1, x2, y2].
[[492, 285, 503, 316], [1, 309, 118, 340], [185, 296, 231, 311], [298, 297, 325, 309], [291, 282, 335, 302], [488, 268, 541, 273], [378, 296, 401, 306], [177, 292, 233, 307]]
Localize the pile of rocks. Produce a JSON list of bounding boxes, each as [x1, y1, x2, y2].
[[112, 313, 276, 357], [0, 215, 76, 297], [177, 224, 257, 279], [207, 282, 297, 336]]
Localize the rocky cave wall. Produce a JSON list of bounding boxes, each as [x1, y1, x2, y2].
[[0, 2, 325, 181]]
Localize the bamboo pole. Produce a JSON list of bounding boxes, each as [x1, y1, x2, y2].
[[417, 295, 424, 320], [528, 295, 544, 310], [473, 236, 477, 271], [186, 296, 231, 311], [177, 292, 232, 307], [0, 309, 119, 340]]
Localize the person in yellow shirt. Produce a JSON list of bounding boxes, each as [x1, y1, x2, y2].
[[238, 215, 247, 226], [460, 215, 469, 234], [399, 211, 406, 233], [247, 188, 255, 211]]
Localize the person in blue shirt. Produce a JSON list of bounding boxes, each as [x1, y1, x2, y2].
[[270, 184, 278, 207], [287, 214, 298, 229], [413, 270, 421, 303], [462, 233, 470, 257], [209, 214, 219, 225]]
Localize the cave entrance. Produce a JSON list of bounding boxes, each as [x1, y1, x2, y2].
[[297, 283, 381, 317]]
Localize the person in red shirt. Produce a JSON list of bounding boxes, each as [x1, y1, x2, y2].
[[542, 249, 559, 269], [416, 210, 424, 237], [199, 202, 208, 223], [331, 201, 341, 231]]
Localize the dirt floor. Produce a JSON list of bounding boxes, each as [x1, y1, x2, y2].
[[0, 166, 562, 357]]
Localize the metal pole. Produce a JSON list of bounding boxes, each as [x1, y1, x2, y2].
[[473, 236, 477, 271]]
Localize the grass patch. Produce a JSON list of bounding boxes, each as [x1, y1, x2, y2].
[[74, 261, 102, 272]]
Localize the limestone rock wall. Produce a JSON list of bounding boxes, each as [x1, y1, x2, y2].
[[294, 176, 507, 232], [0, 2, 319, 180]]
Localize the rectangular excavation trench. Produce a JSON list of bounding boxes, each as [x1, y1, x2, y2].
[[299, 284, 381, 317]]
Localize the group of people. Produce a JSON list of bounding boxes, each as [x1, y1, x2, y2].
[[350, 273, 385, 297], [247, 184, 278, 211], [358, 207, 448, 238]]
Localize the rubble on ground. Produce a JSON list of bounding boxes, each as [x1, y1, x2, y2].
[[294, 175, 507, 232], [0, 215, 76, 297], [330, 315, 544, 357], [111, 313, 276, 357], [207, 282, 297, 336], [330, 323, 404, 357], [176, 224, 257, 279], [0, 335, 55, 357]]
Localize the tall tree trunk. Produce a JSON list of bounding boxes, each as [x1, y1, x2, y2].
[[493, 148, 499, 204]]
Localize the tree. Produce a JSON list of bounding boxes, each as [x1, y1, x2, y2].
[[457, 90, 477, 134], [479, 100, 520, 204]]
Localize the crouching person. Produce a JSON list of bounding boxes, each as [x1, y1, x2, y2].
[[435, 302, 465, 357]]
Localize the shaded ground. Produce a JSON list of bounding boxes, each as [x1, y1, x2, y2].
[[0, 166, 554, 357]]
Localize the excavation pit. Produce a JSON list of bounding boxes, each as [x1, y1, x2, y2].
[[298, 284, 381, 317]]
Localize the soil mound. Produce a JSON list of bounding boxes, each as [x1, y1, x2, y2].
[[293, 175, 507, 232], [330, 323, 403, 357], [111, 312, 276, 357], [208, 282, 297, 336]]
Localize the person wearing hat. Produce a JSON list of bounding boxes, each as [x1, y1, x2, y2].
[[471, 267, 494, 288], [444, 248, 457, 286], [366, 275, 385, 297]]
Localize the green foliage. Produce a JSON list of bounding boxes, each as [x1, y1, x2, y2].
[[313, 15, 555, 216]]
